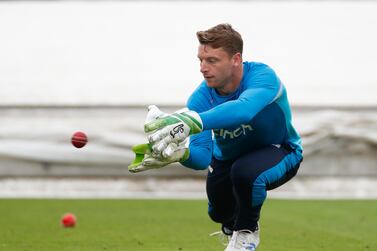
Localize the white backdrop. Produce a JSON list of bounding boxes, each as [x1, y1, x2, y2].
[[0, 1, 377, 106]]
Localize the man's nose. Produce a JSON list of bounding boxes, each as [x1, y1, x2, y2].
[[200, 61, 208, 73]]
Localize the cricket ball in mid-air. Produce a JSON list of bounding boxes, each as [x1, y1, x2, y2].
[[61, 213, 77, 228], [71, 131, 88, 148]]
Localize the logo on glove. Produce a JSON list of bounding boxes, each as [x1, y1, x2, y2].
[[170, 124, 184, 138]]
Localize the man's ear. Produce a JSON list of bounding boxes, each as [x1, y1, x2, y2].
[[232, 52, 242, 66]]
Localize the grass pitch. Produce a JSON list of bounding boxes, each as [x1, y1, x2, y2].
[[0, 199, 376, 251]]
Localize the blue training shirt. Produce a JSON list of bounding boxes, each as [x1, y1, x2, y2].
[[181, 61, 302, 170]]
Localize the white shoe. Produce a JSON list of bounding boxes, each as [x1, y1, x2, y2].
[[224, 229, 260, 251]]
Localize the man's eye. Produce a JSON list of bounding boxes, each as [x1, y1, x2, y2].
[[208, 59, 217, 63]]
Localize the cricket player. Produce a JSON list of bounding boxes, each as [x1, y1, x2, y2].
[[129, 23, 303, 251]]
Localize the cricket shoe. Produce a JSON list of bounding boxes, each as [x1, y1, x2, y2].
[[224, 228, 260, 251]]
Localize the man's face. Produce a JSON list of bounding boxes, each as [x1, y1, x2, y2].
[[197, 45, 239, 89]]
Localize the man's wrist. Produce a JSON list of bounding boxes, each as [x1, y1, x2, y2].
[[173, 110, 203, 135]]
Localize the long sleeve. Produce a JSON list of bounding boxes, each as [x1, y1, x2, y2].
[[181, 130, 213, 170], [180, 86, 214, 170], [199, 65, 282, 130]]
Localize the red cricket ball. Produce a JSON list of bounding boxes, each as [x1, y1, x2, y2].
[[71, 131, 88, 148], [61, 213, 77, 228]]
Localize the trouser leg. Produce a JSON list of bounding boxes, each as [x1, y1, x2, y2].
[[230, 145, 302, 231], [206, 158, 236, 231]]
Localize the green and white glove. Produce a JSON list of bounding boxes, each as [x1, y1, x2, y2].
[[128, 105, 191, 173], [144, 105, 203, 155], [128, 140, 189, 173]]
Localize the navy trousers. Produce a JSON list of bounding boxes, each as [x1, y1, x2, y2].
[[206, 144, 302, 231]]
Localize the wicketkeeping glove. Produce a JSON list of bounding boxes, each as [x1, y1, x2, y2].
[[144, 106, 203, 155], [128, 140, 190, 173], [128, 105, 191, 173]]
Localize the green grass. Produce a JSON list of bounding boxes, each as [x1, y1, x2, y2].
[[0, 199, 376, 251]]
